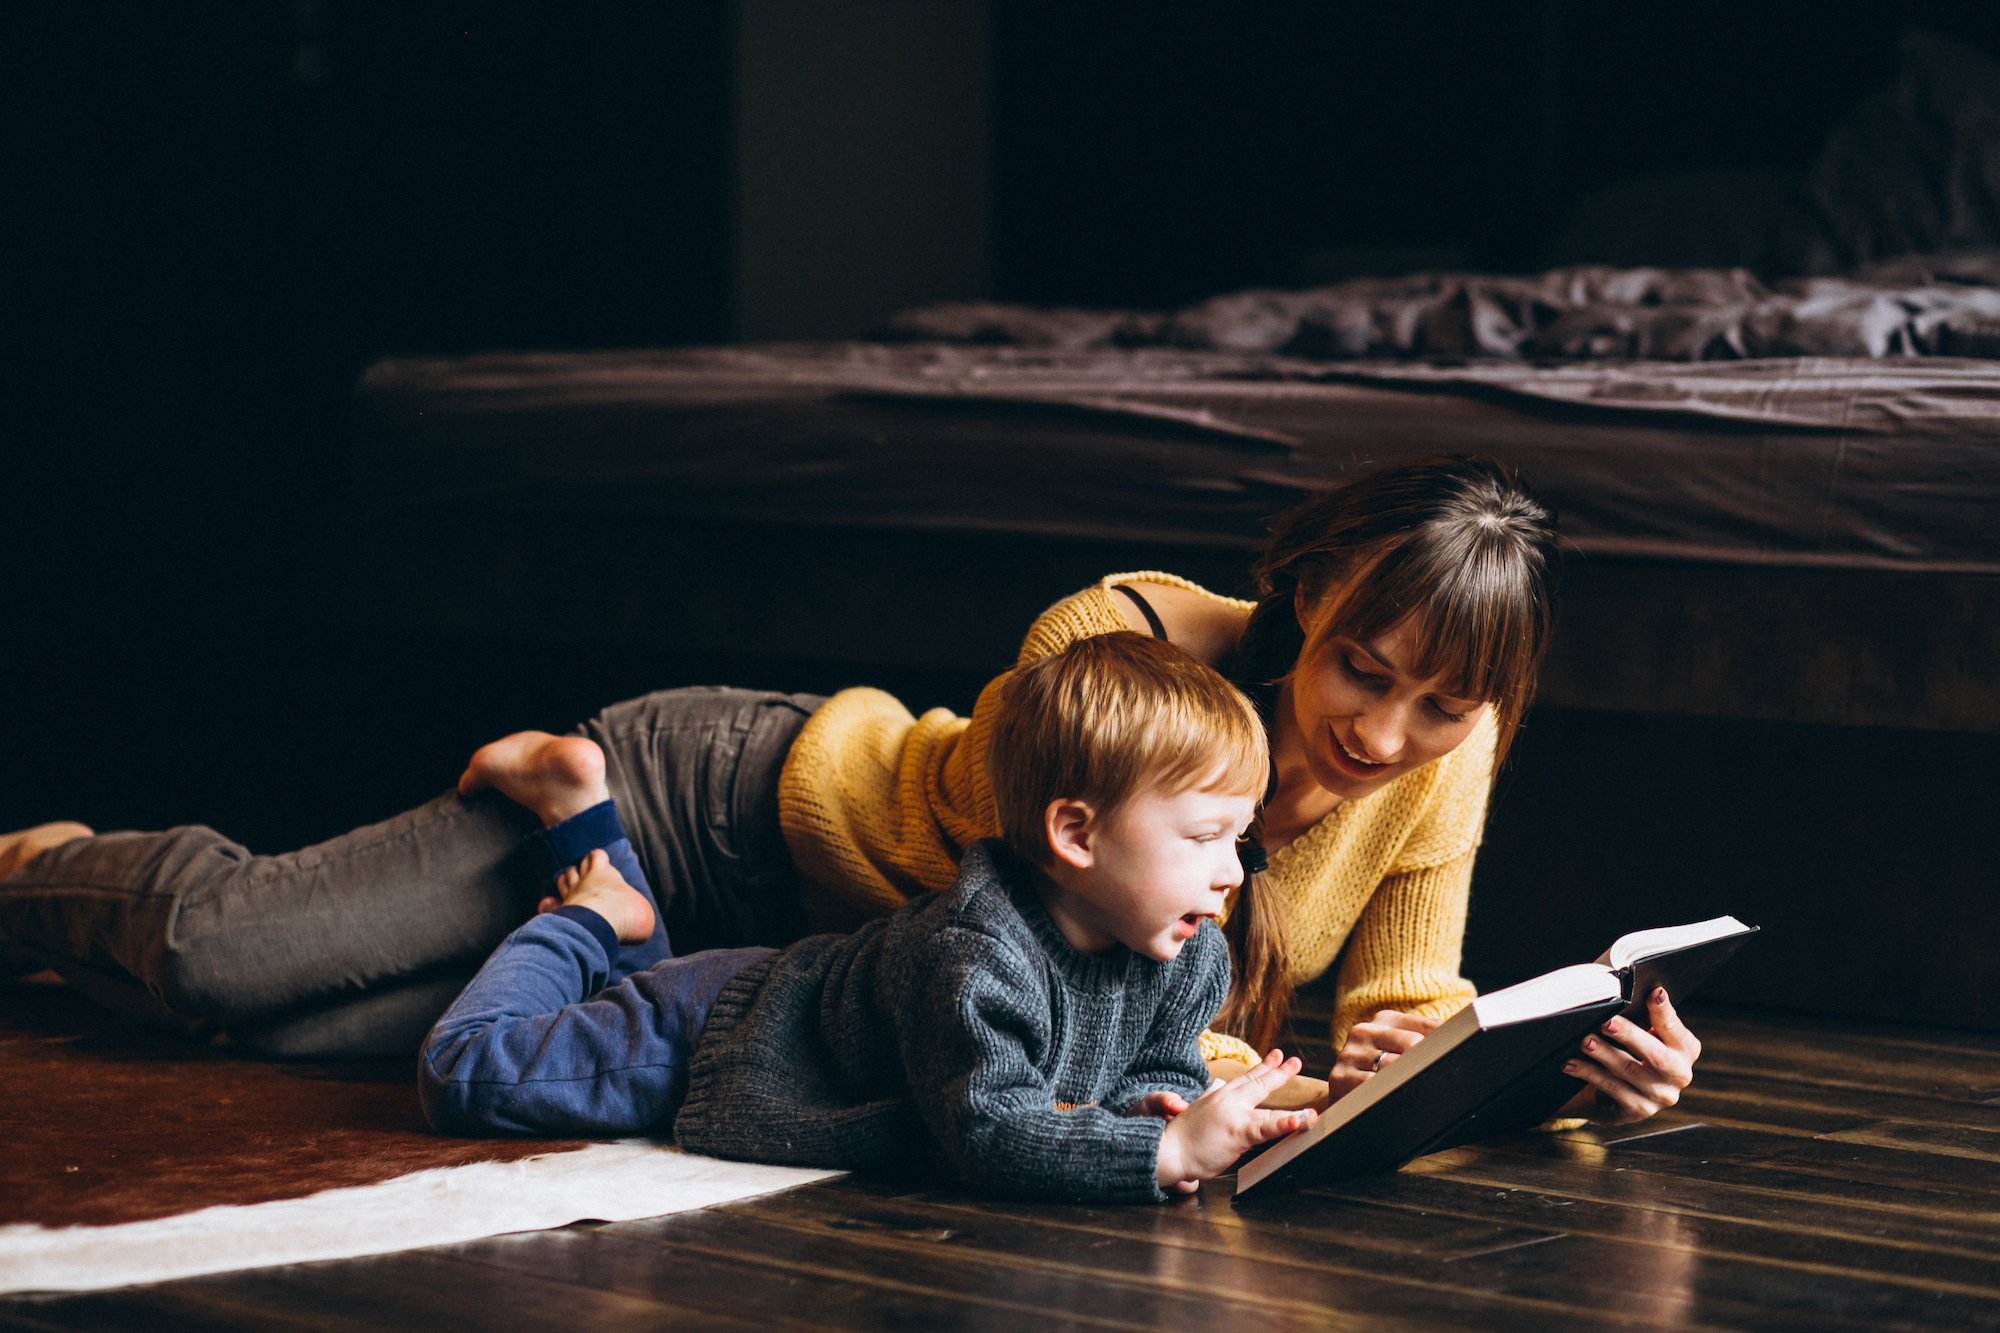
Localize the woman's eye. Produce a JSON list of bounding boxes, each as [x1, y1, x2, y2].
[[1429, 700, 1468, 723], [1341, 656, 1383, 685]]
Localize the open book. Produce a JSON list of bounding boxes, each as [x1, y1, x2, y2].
[[1234, 916, 1757, 1197]]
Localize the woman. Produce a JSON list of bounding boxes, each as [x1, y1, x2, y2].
[[0, 456, 1696, 1121]]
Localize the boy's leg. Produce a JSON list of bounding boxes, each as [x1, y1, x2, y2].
[[575, 687, 823, 954], [453, 729, 675, 976], [0, 790, 542, 1040], [538, 800, 673, 979]]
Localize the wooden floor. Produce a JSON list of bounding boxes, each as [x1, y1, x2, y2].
[[8, 1002, 2000, 1332]]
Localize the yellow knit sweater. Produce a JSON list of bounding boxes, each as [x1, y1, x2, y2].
[[777, 572, 1490, 1051]]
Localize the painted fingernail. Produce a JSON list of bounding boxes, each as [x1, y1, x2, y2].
[[1582, 1037, 1598, 1052], [1653, 988, 1668, 1004], [1602, 1020, 1620, 1034], [1563, 1061, 1582, 1075]]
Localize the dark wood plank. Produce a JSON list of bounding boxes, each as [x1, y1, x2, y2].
[[0, 1248, 758, 1333], [1677, 1069, 2000, 1133], [1311, 1168, 2000, 1298], [1413, 1142, 2000, 1253], [682, 1189, 1676, 1333], [1689, 1015, 2000, 1103], [447, 1213, 1381, 1332], [727, 1176, 1999, 1332], [1818, 1120, 2000, 1162]]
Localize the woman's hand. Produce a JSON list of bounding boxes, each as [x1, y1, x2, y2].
[[1156, 1051, 1317, 1194], [1558, 988, 1702, 1124], [1329, 1009, 1440, 1099]]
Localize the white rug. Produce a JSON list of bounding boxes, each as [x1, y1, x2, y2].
[[0, 1141, 840, 1295]]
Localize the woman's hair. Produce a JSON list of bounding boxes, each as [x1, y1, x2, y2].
[[989, 632, 1268, 859], [1231, 454, 1560, 772]]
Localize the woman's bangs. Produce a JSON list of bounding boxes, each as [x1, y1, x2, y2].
[[1349, 542, 1539, 708]]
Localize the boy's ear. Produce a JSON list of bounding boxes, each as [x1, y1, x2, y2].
[[1043, 798, 1097, 871]]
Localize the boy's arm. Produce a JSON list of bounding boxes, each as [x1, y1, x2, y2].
[[896, 928, 1174, 1204], [419, 910, 700, 1138], [1103, 926, 1231, 1114]]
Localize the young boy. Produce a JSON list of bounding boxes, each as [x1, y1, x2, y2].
[[421, 633, 1315, 1200]]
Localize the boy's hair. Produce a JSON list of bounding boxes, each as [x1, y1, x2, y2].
[[988, 632, 1268, 863]]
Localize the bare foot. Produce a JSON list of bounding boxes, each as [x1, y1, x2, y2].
[[540, 848, 656, 944], [458, 732, 609, 828], [0, 822, 95, 882]]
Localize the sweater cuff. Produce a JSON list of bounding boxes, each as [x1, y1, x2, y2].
[[1101, 1112, 1173, 1203], [552, 905, 618, 962]]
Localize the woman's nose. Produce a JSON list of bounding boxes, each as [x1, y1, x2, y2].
[[1352, 705, 1404, 762]]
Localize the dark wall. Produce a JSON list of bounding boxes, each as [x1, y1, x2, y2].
[[993, 0, 2000, 305], [6, 0, 1997, 934], [6, 3, 733, 850]]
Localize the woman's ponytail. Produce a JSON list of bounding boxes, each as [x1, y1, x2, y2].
[[1212, 829, 1294, 1056]]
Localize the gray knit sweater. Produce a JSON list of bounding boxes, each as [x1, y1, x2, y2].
[[674, 839, 1227, 1203]]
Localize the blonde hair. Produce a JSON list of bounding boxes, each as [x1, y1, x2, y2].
[[992, 632, 1292, 1052], [989, 633, 1267, 863]]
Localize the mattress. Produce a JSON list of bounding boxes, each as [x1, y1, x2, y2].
[[352, 343, 2000, 575], [337, 343, 2000, 731]]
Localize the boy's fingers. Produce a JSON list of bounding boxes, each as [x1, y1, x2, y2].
[[1227, 1056, 1302, 1102]]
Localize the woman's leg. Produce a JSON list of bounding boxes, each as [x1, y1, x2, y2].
[[0, 790, 543, 1043], [575, 686, 823, 954]]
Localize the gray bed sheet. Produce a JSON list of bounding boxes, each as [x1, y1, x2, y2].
[[351, 343, 2000, 576]]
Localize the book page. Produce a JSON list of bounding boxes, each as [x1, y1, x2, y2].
[[1471, 964, 1623, 1028], [1600, 916, 1750, 970]]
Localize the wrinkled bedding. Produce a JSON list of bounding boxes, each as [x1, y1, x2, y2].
[[882, 251, 2000, 363], [351, 344, 2000, 574]]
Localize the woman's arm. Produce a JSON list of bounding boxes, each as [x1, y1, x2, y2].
[[1110, 580, 1252, 667], [1328, 851, 1480, 1054]]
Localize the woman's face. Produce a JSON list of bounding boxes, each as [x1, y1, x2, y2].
[[1287, 610, 1490, 802]]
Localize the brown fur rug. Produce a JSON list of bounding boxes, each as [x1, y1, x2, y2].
[[0, 977, 594, 1229]]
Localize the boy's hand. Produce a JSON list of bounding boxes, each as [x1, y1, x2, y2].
[[1156, 1050, 1317, 1194], [540, 848, 656, 945], [1129, 1090, 1191, 1121]]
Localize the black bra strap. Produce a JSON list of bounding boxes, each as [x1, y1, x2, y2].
[[1111, 584, 1169, 641]]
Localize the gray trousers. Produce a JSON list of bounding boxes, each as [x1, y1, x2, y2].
[[0, 688, 821, 1058]]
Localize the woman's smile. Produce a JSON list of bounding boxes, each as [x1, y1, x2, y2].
[[1327, 725, 1392, 777]]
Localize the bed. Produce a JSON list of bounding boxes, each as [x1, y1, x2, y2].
[[341, 335, 2000, 733], [324, 264, 2000, 1031]]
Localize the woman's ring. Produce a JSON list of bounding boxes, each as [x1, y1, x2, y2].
[[1370, 1051, 1387, 1072]]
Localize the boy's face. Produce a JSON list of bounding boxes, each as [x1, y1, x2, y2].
[[1057, 774, 1258, 962]]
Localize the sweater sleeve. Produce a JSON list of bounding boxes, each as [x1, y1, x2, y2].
[[419, 916, 757, 1138], [1327, 848, 1480, 1051], [898, 927, 1171, 1203], [1103, 926, 1230, 1113]]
